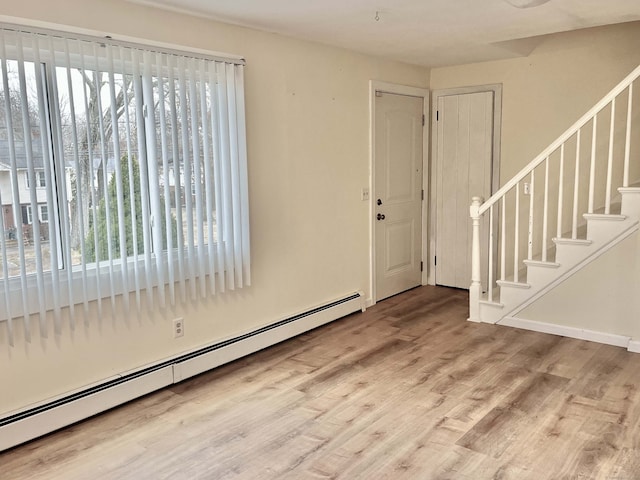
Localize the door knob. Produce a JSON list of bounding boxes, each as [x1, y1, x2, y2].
[[377, 213, 385, 220]]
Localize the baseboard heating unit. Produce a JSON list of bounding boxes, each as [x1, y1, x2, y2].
[[0, 292, 364, 452]]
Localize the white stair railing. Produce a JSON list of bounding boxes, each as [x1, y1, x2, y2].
[[469, 65, 640, 322]]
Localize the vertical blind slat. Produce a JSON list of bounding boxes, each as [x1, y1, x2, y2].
[[91, 47, 117, 314], [44, 36, 69, 333], [155, 53, 176, 306], [78, 39, 103, 319], [216, 62, 234, 290], [106, 44, 130, 314], [26, 35, 48, 334], [187, 59, 207, 298], [177, 57, 197, 300], [0, 188, 13, 345], [199, 62, 216, 296], [235, 65, 251, 285], [167, 60, 187, 303], [131, 51, 154, 309], [1, 33, 31, 341], [209, 62, 226, 293], [142, 51, 166, 309], [32, 34, 62, 334], [64, 38, 89, 320], [17, 34, 45, 338], [119, 46, 142, 311], [226, 64, 243, 288]]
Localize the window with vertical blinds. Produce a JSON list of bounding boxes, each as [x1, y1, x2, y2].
[[0, 24, 250, 344]]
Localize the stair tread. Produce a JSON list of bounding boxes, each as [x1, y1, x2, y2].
[[583, 213, 627, 221], [553, 237, 592, 246], [496, 280, 531, 289], [479, 299, 504, 308], [523, 259, 560, 268]]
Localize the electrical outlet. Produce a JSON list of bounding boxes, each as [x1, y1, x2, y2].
[[361, 187, 370, 201], [173, 318, 184, 338], [523, 182, 531, 195]]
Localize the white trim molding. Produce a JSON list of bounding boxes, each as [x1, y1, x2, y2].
[[501, 316, 640, 352], [627, 340, 640, 353]]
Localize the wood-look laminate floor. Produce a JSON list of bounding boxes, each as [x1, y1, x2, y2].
[[4, 286, 640, 479]]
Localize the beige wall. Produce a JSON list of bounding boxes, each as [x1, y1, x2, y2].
[[0, 0, 429, 415], [430, 21, 640, 185]]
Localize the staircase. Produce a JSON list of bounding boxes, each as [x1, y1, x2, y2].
[[469, 64, 640, 325]]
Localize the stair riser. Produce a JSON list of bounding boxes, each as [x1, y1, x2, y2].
[[525, 267, 560, 286], [621, 193, 640, 218], [479, 303, 504, 324], [586, 221, 629, 243], [499, 287, 533, 306], [554, 244, 594, 265]]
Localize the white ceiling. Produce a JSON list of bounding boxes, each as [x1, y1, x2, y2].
[[128, 0, 640, 67]]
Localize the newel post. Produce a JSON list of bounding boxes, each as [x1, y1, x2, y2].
[[468, 196, 483, 323]]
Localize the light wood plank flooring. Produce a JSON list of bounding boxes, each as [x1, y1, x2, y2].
[[3, 286, 640, 479]]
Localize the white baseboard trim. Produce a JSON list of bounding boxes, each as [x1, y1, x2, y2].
[[174, 293, 363, 382], [500, 316, 632, 349], [0, 366, 174, 452], [628, 340, 640, 353], [0, 292, 363, 452]]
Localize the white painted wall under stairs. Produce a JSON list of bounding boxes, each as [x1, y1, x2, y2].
[[479, 186, 640, 324]]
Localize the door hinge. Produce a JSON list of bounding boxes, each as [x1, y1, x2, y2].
[[420, 261, 423, 272], [434, 256, 437, 266], [422, 114, 425, 126], [421, 189, 424, 200], [436, 110, 439, 121]]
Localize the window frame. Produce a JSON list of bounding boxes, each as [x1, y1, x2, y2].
[[25, 170, 46, 188], [24, 204, 33, 224], [38, 203, 48, 222], [0, 23, 250, 325]]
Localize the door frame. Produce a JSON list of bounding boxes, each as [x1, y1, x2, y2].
[[428, 84, 503, 286], [369, 80, 429, 307]]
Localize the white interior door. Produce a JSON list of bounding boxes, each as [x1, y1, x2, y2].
[[374, 92, 424, 301], [435, 91, 494, 289]]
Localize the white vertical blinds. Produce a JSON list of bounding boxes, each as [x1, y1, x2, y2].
[[0, 24, 250, 345]]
